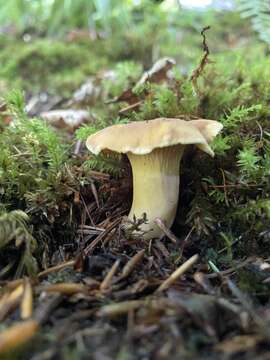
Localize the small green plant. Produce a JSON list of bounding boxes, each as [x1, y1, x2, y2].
[[101, 61, 142, 98], [0, 210, 37, 277], [0, 91, 84, 274], [0, 90, 68, 202], [237, 140, 261, 180]]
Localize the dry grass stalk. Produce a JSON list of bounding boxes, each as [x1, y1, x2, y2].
[[37, 260, 75, 279], [0, 320, 39, 354], [156, 254, 199, 292], [20, 278, 33, 320], [100, 259, 120, 291], [39, 283, 86, 295], [121, 249, 145, 279], [84, 217, 122, 255], [1, 279, 24, 290], [0, 284, 24, 321], [154, 217, 178, 243], [98, 300, 145, 317]]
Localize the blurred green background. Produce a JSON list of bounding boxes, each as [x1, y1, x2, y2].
[[0, 0, 268, 96]]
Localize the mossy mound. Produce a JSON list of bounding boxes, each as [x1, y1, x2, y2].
[[0, 37, 108, 96]]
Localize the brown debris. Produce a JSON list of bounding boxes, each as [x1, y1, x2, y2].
[[120, 249, 145, 279], [98, 300, 146, 317], [136, 57, 176, 86], [20, 278, 33, 320], [0, 320, 39, 354], [0, 284, 24, 321], [156, 254, 199, 292], [110, 57, 176, 114], [38, 283, 87, 296], [154, 217, 178, 244], [215, 335, 264, 354], [37, 260, 75, 279], [100, 259, 120, 291]]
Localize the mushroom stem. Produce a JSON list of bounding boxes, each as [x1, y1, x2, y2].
[[127, 145, 184, 239]]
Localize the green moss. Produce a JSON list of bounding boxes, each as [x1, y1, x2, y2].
[[0, 39, 108, 95], [237, 269, 270, 300]]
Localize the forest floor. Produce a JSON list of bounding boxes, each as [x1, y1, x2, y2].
[[0, 10, 270, 359]]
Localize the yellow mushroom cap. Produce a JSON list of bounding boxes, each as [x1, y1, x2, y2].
[[86, 118, 223, 157], [189, 119, 223, 143]]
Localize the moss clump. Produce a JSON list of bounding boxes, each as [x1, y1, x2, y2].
[[0, 91, 86, 276], [0, 38, 108, 96]]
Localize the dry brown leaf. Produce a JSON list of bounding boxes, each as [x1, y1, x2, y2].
[[40, 109, 92, 133]]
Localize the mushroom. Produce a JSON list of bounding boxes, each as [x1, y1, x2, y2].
[[86, 118, 223, 239]]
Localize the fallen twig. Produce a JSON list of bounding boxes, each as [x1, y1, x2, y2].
[[84, 217, 122, 255], [190, 26, 211, 97], [20, 278, 33, 320], [100, 259, 120, 291], [98, 300, 146, 317], [120, 249, 145, 279], [156, 254, 199, 292], [0, 320, 39, 354], [38, 283, 87, 295], [154, 217, 178, 244], [37, 260, 75, 279]]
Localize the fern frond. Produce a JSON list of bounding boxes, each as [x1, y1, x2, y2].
[[237, 0, 270, 43], [0, 210, 36, 250], [84, 153, 123, 177], [0, 210, 38, 277]]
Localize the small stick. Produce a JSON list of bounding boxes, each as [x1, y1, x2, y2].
[[73, 139, 82, 155], [88, 170, 110, 180], [84, 217, 122, 255], [0, 320, 39, 354], [121, 249, 145, 279], [156, 254, 199, 292], [190, 26, 211, 97], [20, 278, 33, 320], [0, 279, 24, 290], [155, 239, 170, 258], [98, 300, 145, 317], [176, 226, 195, 263], [154, 217, 178, 243], [34, 294, 63, 325], [220, 168, 229, 206], [80, 194, 95, 226], [38, 283, 87, 295], [90, 181, 100, 208], [208, 183, 258, 189], [119, 101, 142, 115], [206, 258, 252, 278], [100, 259, 120, 291], [0, 285, 24, 322], [37, 260, 75, 279], [193, 271, 215, 295]]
